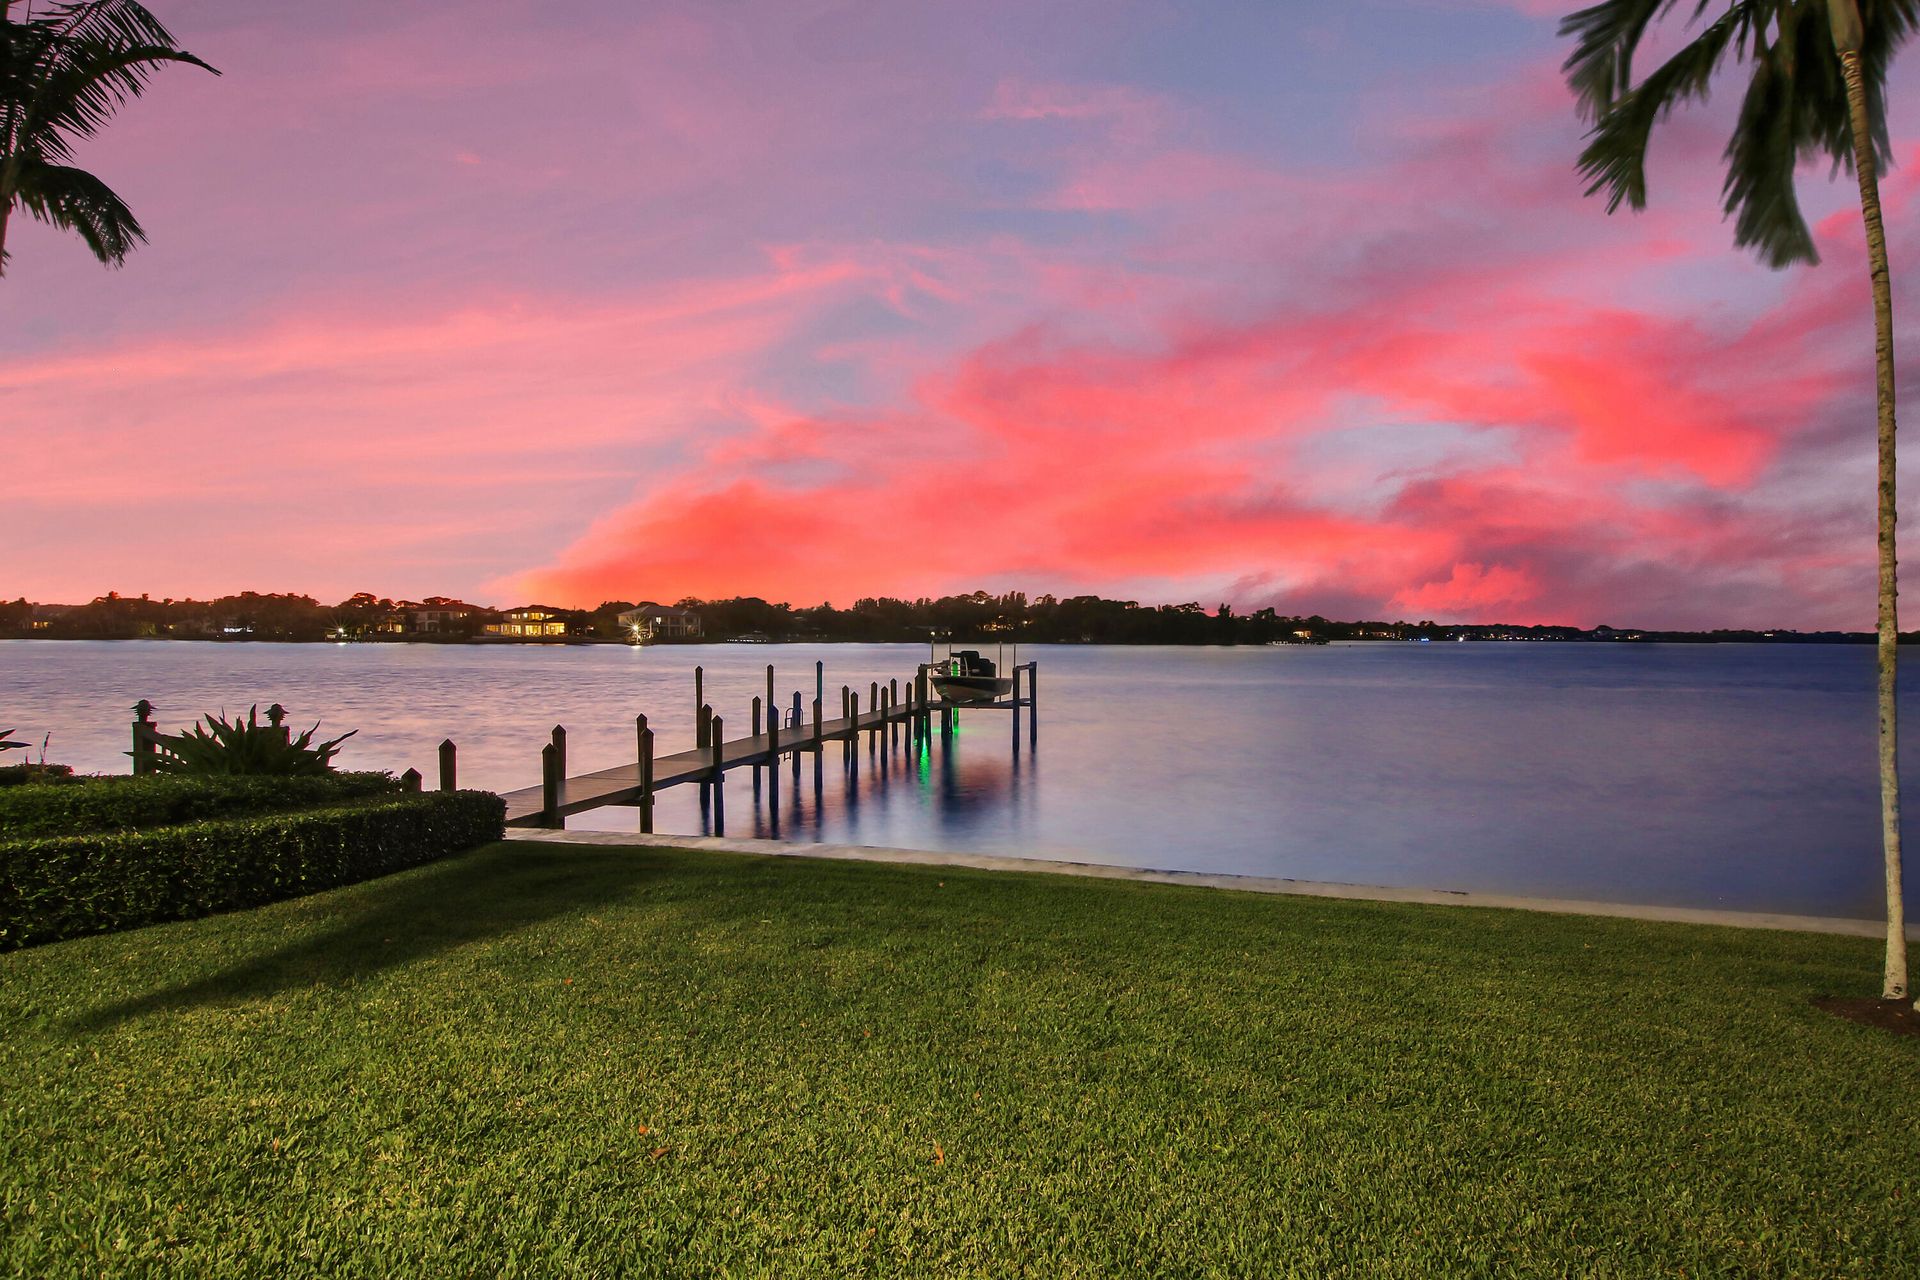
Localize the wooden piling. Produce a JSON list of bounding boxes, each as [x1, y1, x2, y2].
[[1028, 661, 1038, 745], [710, 715, 725, 778], [695, 666, 704, 738], [400, 767, 422, 792], [848, 692, 860, 777], [438, 738, 457, 791], [752, 698, 763, 797], [638, 719, 655, 834], [131, 699, 156, 776], [768, 711, 781, 824], [1012, 664, 1021, 752], [551, 724, 567, 783], [541, 742, 559, 827]]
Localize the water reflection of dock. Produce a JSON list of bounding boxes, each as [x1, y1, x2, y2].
[[726, 704, 1035, 844], [495, 660, 1036, 831]]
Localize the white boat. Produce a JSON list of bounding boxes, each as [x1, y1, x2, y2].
[[929, 649, 1014, 703]]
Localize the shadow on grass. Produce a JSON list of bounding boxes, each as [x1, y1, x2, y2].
[[71, 843, 671, 1032]]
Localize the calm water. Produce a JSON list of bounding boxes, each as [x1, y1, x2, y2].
[[3, 639, 1913, 919]]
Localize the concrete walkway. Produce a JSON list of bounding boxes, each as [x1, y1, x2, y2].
[[503, 829, 1920, 940]]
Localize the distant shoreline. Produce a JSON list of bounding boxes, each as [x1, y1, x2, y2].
[[4, 634, 1911, 648], [8, 593, 1898, 647]]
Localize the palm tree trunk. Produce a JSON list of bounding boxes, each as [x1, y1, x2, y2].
[[0, 0, 12, 277], [1838, 29, 1908, 1002]]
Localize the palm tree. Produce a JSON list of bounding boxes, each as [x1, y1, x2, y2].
[[1561, 0, 1916, 1003], [0, 0, 216, 275]]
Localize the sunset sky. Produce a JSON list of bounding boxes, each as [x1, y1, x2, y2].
[[5, 0, 1920, 627]]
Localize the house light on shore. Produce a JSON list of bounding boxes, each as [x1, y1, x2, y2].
[[617, 604, 702, 642], [486, 606, 568, 638]]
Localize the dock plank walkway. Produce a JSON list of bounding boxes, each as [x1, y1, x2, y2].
[[501, 703, 918, 826], [493, 659, 1037, 829]]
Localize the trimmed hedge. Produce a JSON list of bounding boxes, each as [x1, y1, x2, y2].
[[0, 764, 75, 788], [0, 772, 402, 839], [0, 791, 506, 950]]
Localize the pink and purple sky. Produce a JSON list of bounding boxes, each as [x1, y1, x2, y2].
[[5, 0, 1919, 627]]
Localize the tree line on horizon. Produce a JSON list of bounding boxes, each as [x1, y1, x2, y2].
[[0, 588, 1897, 645]]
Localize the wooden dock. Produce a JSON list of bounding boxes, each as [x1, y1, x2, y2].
[[492, 659, 1036, 829]]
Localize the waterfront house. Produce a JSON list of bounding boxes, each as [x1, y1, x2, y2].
[[408, 599, 479, 634], [376, 602, 421, 635], [372, 598, 485, 636], [616, 603, 702, 641], [487, 606, 570, 639]]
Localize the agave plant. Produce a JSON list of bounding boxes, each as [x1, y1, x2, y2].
[[0, 729, 25, 753], [149, 705, 356, 776]]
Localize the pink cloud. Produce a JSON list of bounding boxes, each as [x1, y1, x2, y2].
[[506, 54, 1920, 629], [982, 78, 1175, 147], [0, 256, 875, 600], [1393, 562, 1539, 614]]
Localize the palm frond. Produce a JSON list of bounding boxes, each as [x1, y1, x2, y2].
[[45, 0, 177, 50], [1560, 0, 1688, 119], [12, 156, 144, 264], [0, 0, 215, 271], [23, 39, 217, 163], [1849, 0, 1920, 166], [1713, 0, 1920, 266], [1573, 3, 1751, 214], [0, 13, 53, 158], [1722, 51, 1817, 266]]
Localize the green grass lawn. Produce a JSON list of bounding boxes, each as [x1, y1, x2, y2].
[[2, 842, 1915, 1278]]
